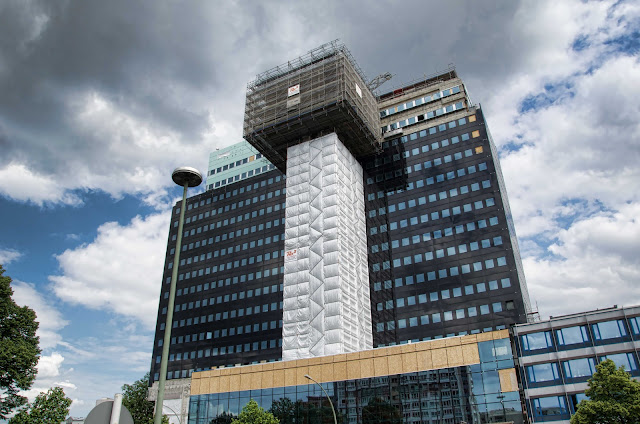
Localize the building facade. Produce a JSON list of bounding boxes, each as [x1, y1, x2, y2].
[[150, 43, 532, 422], [205, 142, 275, 190], [512, 305, 640, 423]]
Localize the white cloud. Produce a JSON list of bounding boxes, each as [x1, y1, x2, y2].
[[480, 0, 640, 319], [0, 162, 83, 207], [0, 247, 22, 265], [524, 203, 640, 319], [50, 212, 170, 328], [37, 352, 65, 378], [12, 281, 69, 349]]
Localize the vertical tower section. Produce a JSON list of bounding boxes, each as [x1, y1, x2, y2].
[[243, 41, 381, 360], [283, 133, 372, 360]]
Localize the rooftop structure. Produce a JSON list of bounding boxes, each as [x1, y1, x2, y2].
[[243, 41, 381, 171]]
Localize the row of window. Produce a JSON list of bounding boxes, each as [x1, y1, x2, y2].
[[382, 101, 466, 134], [178, 224, 285, 256], [372, 215, 502, 269], [379, 85, 461, 118], [174, 283, 282, 313], [372, 252, 508, 278], [185, 174, 284, 212], [182, 208, 285, 239], [177, 259, 285, 283], [373, 195, 495, 231], [368, 129, 481, 173], [374, 276, 512, 293], [519, 317, 640, 353], [209, 152, 264, 175], [526, 352, 639, 386], [212, 164, 277, 189], [368, 156, 486, 191], [368, 178, 493, 218], [179, 234, 284, 266], [182, 188, 285, 227], [378, 287, 514, 312], [376, 301, 508, 333], [380, 115, 478, 153], [162, 339, 283, 380]]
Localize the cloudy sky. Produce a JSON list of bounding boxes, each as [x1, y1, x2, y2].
[[0, 0, 638, 418]]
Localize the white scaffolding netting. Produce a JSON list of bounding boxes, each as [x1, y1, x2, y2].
[[282, 133, 372, 361]]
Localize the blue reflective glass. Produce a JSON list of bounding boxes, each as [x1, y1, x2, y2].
[[527, 363, 560, 383], [563, 357, 596, 378], [534, 396, 568, 416], [521, 331, 553, 351], [603, 352, 638, 372], [556, 325, 589, 345], [592, 319, 628, 340]]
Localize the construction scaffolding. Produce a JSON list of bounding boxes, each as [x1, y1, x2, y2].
[[243, 41, 382, 171]]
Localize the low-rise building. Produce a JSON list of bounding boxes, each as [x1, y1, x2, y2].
[[512, 305, 640, 423]]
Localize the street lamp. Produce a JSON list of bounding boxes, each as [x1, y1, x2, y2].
[[304, 374, 337, 424], [154, 167, 203, 424]]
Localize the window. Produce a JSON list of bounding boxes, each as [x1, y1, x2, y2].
[[527, 363, 560, 383], [563, 357, 596, 378], [602, 353, 638, 372], [556, 326, 589, 346], [521, 331, 553, 351], [592, 320, 628, 341], [533, 396, 568, 417]]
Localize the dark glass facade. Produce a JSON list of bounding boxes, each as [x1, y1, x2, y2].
[[150, 171, 287, 382], [366, 108, 528, 346], [151, 99, 530, 385]]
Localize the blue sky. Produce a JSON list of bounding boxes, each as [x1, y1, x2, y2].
[[0, 0, 639, 418]]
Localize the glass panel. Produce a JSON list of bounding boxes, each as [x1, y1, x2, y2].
[[527, 363, 560, 383], [592, 319, 627, 340], [521, 331, 553, 351], [563, 357, 596, 378], [534, 396, 568, 416], [556, 325, 589, 345], [603, 352, 639, 372]]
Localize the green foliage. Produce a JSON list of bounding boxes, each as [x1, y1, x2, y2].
[[8, 387, 72, 424], [210, 411, 236, 424], [571, 359, 640, 424], [362, 398, 401, 424], [269, 398, 294, 424], [232, 399, 279, 424], [0, 265, 41, 419], [121, 373, 168, 424]]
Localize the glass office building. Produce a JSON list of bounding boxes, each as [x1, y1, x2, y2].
[[149, 72, 531, 384], [512, 305, 640, 423], [188, 330, 525, 424], [149, 45, 532, 423]]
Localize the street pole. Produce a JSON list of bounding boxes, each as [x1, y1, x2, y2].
[[154, 167, 202, 424], [304, 374, 338, 424]]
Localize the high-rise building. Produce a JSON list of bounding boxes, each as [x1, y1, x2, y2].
[[149, 42, 531, 420], [205, 143, 276, 190]]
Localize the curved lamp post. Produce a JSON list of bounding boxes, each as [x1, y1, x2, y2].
[[154, 167, 203, 424], [304, 374, 337, 424]]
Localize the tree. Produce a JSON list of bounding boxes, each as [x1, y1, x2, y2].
[[361, 398, 402, 424], [0, 264, 41, 419], [210, 411, 236, 424], [8, 387, 72, 424], [232, 399, 279, 424], [269, 398, 295, 424], [121, 373, 168, 424], [571, 359, 640, 424]]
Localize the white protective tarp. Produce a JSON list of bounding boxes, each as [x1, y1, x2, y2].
[[282, 133, 372, 361]]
